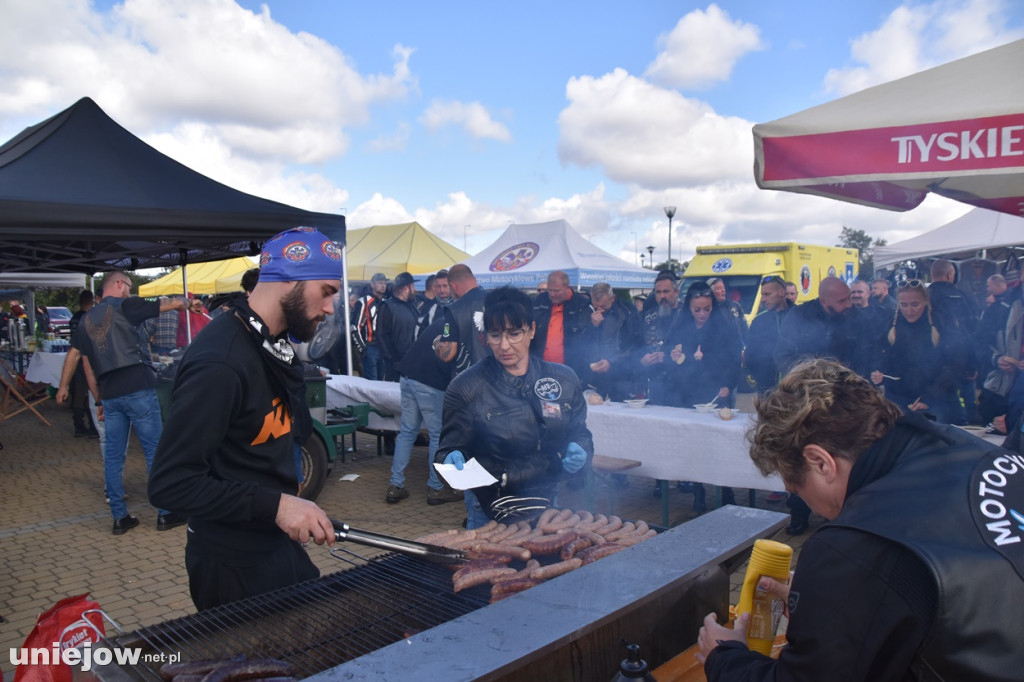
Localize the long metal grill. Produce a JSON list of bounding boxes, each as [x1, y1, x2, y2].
[[107, 547, 490, 680]]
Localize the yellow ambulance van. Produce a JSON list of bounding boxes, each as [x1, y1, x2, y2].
[[680, 242, 859, 323]]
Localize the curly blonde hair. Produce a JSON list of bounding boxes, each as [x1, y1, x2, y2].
[[749, 359, 901, 485]]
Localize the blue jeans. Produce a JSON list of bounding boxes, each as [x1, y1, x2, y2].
[[103, 389, 165, 520], [390, 377, 443, 490], [361, 345, 383, 381], [464, 491, 491, 529]]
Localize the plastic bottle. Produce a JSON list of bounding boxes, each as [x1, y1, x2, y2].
[[736, 538, 793, 655], [611, 641, 656, 681]]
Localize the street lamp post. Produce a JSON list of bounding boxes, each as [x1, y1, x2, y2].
[[646, 245, 655, 270], [664, 206, 676, 271], [640, 253, 646, 268]]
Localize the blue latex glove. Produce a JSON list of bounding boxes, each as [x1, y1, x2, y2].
[[444, 450, 466, 470], [562, 442, 587, 474]]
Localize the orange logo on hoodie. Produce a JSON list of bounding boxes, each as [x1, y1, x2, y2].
[[251, 397, 292, 446]]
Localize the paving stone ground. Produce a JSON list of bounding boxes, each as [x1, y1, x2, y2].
[[0, 393, 817, 678]]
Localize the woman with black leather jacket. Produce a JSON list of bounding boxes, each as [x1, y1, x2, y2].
[[870, 280, 967, 424], [666, 281, 743, 408], [435, 286, 594, 528]]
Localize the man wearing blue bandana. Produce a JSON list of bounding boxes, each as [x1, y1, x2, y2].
[[150, 227, 341, 610]]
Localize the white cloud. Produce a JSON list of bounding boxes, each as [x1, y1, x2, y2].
[[0, 0, 415, 164], [367, 122, 411, 152], [420, 99, 512, 142], [145, 123, 348, 214], [824, 0, 1023, 96], [558, 68, 751, 189], [645, 3, 764, 90]]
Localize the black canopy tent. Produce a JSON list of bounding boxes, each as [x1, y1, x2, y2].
[[0, 97, 345, 274]]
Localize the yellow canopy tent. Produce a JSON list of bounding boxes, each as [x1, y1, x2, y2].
[[139, 257, 256, 296], [345, 222, 469, 280]]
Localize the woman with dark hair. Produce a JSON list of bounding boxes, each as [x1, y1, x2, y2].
[[435, 286, 594, 528], [665, 281, 743, 511], [667, 282, 743, 408], [869, 280, 966, 424]]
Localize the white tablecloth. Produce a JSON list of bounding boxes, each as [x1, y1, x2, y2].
[[24, 351, 66, 388], [587, 402, 784, 491], [326, 374, 401, 430]]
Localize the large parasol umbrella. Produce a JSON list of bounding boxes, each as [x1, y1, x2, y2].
[[752, 39, 1024, 216]]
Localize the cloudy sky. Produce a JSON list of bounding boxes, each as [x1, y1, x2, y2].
[[2, 0, 1022, 268]]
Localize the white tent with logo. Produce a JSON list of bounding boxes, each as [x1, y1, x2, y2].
[[873, 207, 1024, 268], [458, 220, 656, 289]]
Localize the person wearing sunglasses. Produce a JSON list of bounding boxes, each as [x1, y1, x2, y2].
[[869, 280, 968, 425], [437, 286, 593, 528]]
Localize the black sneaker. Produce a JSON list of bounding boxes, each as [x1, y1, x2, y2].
[[385, 485, 409, 503], [74, 428, 91, 438], [112, 515, 139, 535], [157, 512, 188, 531]]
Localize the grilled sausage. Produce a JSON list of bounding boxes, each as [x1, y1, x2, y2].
[[490, 577, 544, 597], [201, 659, 294, 682], [454, 567, 516, 592], [592, 515, 623, 535], [523, 530, 579, 555], [535, 508, 559, 529], [546, 512, 582, 531], [604, 522, 636, 541], [579, 530, 607, 545], [470, 542, 531, 561], [578, 543, 625, 564], [538, 508, 573, 532], [491, 559, 541, 584], [415, 529, 460, 545], [560, 536, 592, 561], [529, 557, 582, 580], [617, 529, 658, 546]]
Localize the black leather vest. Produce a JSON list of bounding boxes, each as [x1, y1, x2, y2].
[[82, 299, 144, 376], [832, 419, 1024, 681]]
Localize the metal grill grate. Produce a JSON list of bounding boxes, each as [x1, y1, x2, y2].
[[108, 548, 490, 680]]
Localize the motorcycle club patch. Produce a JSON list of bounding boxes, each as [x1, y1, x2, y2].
[[534, 377, 562, 401], [970, 449, 1024, 580]]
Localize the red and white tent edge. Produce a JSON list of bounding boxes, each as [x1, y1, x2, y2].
[[752, 39, 1024, 216]]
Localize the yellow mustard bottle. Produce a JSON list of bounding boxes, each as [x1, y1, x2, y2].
[[736, 539, 793, 655]]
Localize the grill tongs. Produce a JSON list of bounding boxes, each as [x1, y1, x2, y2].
[[331, 519, 468, 565]]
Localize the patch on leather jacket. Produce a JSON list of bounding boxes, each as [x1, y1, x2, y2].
[[970, 449, 1024, 580], [534, 377, 562, 401]]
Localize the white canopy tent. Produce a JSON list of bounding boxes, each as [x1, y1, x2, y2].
[[873, 208, 1024, 268], [0, 272, 87, 334], [458, 220, 656, 289]]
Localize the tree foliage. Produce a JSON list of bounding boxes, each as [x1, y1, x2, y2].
[[838, 227, 888, 278]]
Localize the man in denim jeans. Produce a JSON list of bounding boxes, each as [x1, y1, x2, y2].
[[73, 271, 201, 535]]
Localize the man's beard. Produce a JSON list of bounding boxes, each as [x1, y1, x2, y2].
[[282, 281, 320, 342], [657, 301, 673, 317]]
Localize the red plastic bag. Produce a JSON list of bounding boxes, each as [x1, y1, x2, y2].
[[12, 593, 105, 682]]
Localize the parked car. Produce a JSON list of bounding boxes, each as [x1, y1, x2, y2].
[[46, 306, 73, 337]]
